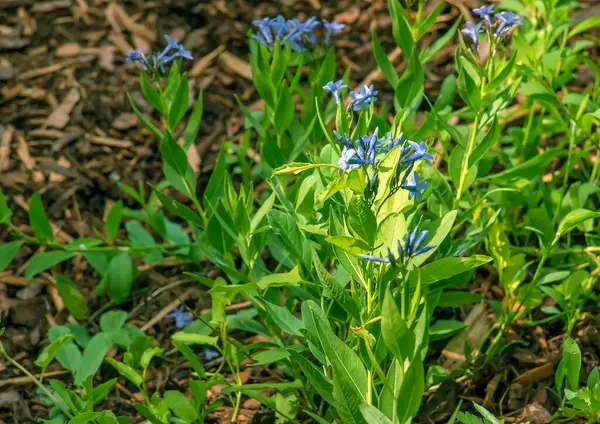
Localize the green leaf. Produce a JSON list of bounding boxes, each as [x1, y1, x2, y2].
[[265, 302, 305, 337], [55, 275, 89, 321], [430, 320, 466, 341], [125, 220, 163, 264], [360, 403, 394, 424], [164, 390, 198, 421], [267, 210, 311, 267], [568, 15, 600, 39], [74, 333, 113, 386], [272, 162, 338, 176], [469, 118, 500, 168], [396, 357, 424, 422], [251, 348, 290, 366], [140, 72, 164, 113], [555, 209, 600, 241], [257, 266, 305, 289], [173, 340, 206, 378], [308, 302, 368, 401], [127, 93, 163, 140], [100, 310, 127, 333], [105, 358, 143, 388], [29, 192, 54, 241], [419, 255, 492, 290], [349, 197, 377, 246], [49, 326, 81, 372], [563, 337, 582, 391], [325, 235, 371, 255], [372, 30, 398, 88], [25, 251, 74, 281], [154, 189, 204, 228], [274, 84, 294, 135], [382, 287, 415, 362], [0, 240, 22, 273], [312, 250, 361, 321], [172, 332, 218, 346], [235, 95, 266, 139], [483, 148, 562, 182], [160, 132, 189, 177], [108, 253, 133, 304], [436, 292, 482, 307], [388, 0, 414, 56], [35, 334, 74, 370], [183, 89, 203, 150], [0, 190, 11, 223], [333, 377, 369, 424], [168, 77, 189, 129], [105, 200, 123, 242], [288, 349, 334, 405]]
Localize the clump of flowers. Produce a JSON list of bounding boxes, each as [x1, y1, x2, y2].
[[252, 15, 345, 52], [461, 5, 523, 48], [359, 225, 436, 267], [333, 124, 433, 205], [126, 35, 193, 73]]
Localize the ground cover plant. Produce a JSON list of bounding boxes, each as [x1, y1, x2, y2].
[[1, 0, 600, 422]]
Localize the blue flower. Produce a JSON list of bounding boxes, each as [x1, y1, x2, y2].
[[358, 254, 390, 264], [461, 21, 483, 46], [495, 12, 522, 37], [473, 5, 495, 26], [352, 127, 381, 166], [126, 49, 147, 69], [402, 171, 429, 202], [323, 79, 347, 104], [204, 348, 220, 360], [159, 35, 182, 59], [333, 130, 352, 146], [382, 132, 404, 152], [404, 141, 435, 164], [359, 226, 435, 267], [253, 17, 273, 45], [166, 307, 194, 328], [269, 15, 288, 38], [323, 20, 345, 44], [338, 146, 360, 170], [403, 226, 436, 257], [350, 85, 378, 111]]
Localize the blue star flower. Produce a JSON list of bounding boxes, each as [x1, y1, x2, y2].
[[338, 146, 360, 170], [404, 140, 435, 164], [126, 48, 147, 69], [461, 21, 483, 46], [323, 79, 347, 104], [350, 85, 378, 111], [495, 12, 522, 37], [352, 127, 381, 166], [402, 171, 429, 202], [269, 15, 288, 38], [323, 20, 345, 44], [166, 307, 194, 328], [473, 5, 495, 26], [253, 17, 273, 45]]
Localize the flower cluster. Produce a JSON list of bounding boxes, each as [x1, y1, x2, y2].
[[126, 35, 193, 73], [335, 128, 434, 202], [359, 226, 436, 267], [323, 81, 378, 111], [462, 5, 522, 48], [252, 16, 344, 52]]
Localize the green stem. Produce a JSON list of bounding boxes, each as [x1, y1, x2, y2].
[[455, 111, 481, 205]]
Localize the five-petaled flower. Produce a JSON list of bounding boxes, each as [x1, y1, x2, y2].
[[166, 307, 194, 328], [350, 85, 378, 110], [495, 11, 523, 37], [323, 19, 345, 44], [405, 141, 435, 164], [473, 4, 495, 26], [126, 48, 147, 69], [323, 79, 347, 104], [461, 21, 483, 46], [402, 171, 429, 202]]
